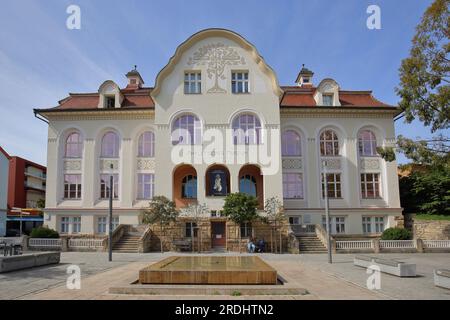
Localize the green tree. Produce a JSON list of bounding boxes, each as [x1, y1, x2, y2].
[[141, 196, 179, 253], [222, 193, 259, 252], [396, 0, 449, 132], [263, 197, 285, 253]]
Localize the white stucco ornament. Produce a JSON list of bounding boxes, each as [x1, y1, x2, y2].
[[188, 43, 246, 93]]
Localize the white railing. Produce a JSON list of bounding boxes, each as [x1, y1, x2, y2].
[[423, 240, 450, 249], [68, 238, 104, 249], [336, 240, 373, 250], [29, 238, 62, 248], [380, 240, 416, 249]]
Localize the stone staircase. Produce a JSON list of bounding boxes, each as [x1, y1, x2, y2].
[[297, 235, 327, 253], [112, 225, 146, 253]]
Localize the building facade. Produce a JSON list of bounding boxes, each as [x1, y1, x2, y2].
[[35, 29, 402, 241], [0, 147, 9, 237]]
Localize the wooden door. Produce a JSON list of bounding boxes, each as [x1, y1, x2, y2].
[[211, 222, 226, 247]]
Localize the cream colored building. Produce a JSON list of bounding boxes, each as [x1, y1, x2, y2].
[[35, 29, 402, 242]]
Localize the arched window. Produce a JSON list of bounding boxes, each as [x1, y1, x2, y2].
[[358, 130, 377, 156], [282, 130, 301, 156], [101, 131, 120, 158], [320, 130, 339, 156], [138, 131, 155, 157], [172, 115, 201, 145], [65, 132, 83, 158], [239, 175, 257, 197], [232, 114, 261, 145], [182, 175, 197, 199]]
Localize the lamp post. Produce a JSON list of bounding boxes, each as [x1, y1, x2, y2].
[[322, 160, 333, 264], [108, 163, 113, 262]]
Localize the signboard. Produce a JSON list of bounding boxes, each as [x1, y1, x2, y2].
[[209, 170, 227, 196]]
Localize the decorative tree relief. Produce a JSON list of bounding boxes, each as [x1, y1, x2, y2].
[[188, 43, 245, 93]]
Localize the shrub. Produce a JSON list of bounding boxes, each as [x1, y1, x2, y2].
[[380, 227, 412, 240], [30, 226, 59, 238]]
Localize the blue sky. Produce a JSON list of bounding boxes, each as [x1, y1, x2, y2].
[[0, 0, 443, 165]]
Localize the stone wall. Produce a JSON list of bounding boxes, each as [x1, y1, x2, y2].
[[413, 220, 450, 240]]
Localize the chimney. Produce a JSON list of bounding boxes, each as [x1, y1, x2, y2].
[[295, 64, 314, 87], [125, 65, 144, 89]]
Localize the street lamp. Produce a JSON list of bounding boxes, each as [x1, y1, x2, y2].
[[322, 160, 333, 264], [108, 163, 113, 262]]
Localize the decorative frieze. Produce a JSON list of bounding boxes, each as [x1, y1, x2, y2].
[[137, 158, 156, 171], [64, 160, 82, 171], [282, 158, 302, 170], [360, 158, 380, 170], [322, 158, 341, 170], [100, 159, 119, 170]]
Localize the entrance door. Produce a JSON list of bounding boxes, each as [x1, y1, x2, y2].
[[211, 222, 226, 248]]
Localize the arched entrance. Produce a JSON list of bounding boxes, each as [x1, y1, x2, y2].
[[173, 164, 197, 208], [238, 164, 264, 209]]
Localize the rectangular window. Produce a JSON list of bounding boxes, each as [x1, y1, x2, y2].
[[97, 216, 107, 234], [184, 72, 201, 94], [240, 222, 252, 238], [60, 217, 70, 233], [283, 173, 304, 199], [362, 216, 372, 234], [321, 173, 342, 198], [105, 97, 115, 109], [232, 72, 249, 94], [322, 216, 346, 234], [64, 174, 81, 199], [112, 216, 119, 231], [289, 216, 301, 225], [72, 217, 81, 233], [100, 174, 119, 199], [322, 94, 333, 106], [361, 173, 380, 198], [185, 222, 198, 237], [137, 173, 154, 200], [375, 217, 385, 233]]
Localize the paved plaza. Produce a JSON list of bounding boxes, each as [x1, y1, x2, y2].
[[0, 252, 448, 300]]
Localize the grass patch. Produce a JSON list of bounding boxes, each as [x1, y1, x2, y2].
[[415, 214, 450, 221], [231, 291, 242, 296]]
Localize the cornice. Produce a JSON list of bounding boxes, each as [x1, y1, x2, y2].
[[39, 109, 155, 121], [280, 107, 398, 118]]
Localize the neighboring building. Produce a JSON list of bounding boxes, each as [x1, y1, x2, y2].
[[6, 155, 46, 235], [0, 147, 10, 237], [34, 29, 402, 244]]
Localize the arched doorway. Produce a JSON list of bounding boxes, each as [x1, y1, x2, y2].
[[238, 164, 263, 209], [173, 165, 197, 208]]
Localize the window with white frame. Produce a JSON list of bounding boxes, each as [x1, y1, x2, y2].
[[138, 131, 155, 157], [72, 217, 81, 233], [172, 114, 202, 145], [100, 174, 119, 199], [185, 222, 198, 237], [97, 216, 107, 234], [360, 173, 380, 198], [231, 71, 249, 93], [358, 130, 378, 156], [322, 216, 346, 234], [64, 174, 81, 199], [65, 132, 83, 158], [362, 216, 385, 234], [137, 173, 154, 200], [289, 216, 301, 225], [112, 216, 119, 231], [240, 222, 252, 238], [60, 217, 70, 233], [283, 173, 304, 199], [184, 72, 201, 94], [320, 130, 339, 156], [232, 114, 261, 145], [322, 94, 333, 106], [321, 173, 342, 198]]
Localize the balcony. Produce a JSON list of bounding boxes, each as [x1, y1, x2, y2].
[[25, 181, 46, 191], [25, 169, 47, 180]]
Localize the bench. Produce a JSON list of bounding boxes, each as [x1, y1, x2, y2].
[[173, 239, 192, 252], [353, 256, 416, 277], [434, 269, 450, 289]]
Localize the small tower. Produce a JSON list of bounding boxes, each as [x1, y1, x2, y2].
[[295, 64, 314, 87], [125, 65, 145, 89]]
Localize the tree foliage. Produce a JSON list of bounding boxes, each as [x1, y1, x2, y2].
[[396, 0, 450, 132], [397, 134, 450, 165], [381, 227, 412, 240], [222, 193, 259, 224]]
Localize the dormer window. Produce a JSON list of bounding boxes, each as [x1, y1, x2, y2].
[[105, 97, 115, 109], [232, 71, 249, 94], [303, 77, 310, 84], [323, 94, 333, 106]]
